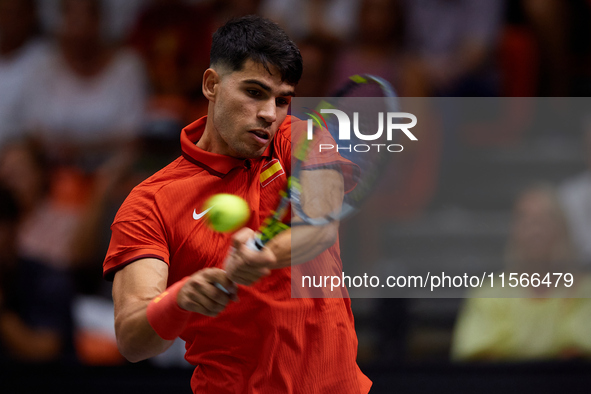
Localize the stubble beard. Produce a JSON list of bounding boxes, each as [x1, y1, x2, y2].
[[216, 119, 267, 159]]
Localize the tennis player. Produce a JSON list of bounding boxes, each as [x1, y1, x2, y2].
[[104, 15, 372, 393]]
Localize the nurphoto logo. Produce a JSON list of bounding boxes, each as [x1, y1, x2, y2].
[[306, 108, 418, 153]]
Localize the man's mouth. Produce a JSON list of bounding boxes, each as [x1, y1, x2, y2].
[[249, 129, 270, 143]]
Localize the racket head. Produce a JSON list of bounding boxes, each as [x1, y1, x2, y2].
[[290, 74, 401, 227]]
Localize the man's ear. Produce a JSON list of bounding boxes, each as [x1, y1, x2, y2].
[[202, 68, 220, 101]]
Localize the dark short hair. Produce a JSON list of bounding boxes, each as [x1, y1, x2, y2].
[[210, 15, 303, 85]]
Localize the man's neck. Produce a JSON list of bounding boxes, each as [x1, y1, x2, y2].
[[196, 108, 237, 157]]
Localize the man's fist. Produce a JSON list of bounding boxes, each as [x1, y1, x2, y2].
[[224, 228, 277, 285], [177, 268, 237, 317]]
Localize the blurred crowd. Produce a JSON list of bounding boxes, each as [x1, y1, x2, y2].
[[2, 0, 591, 369], [452, 184, 591, 362]]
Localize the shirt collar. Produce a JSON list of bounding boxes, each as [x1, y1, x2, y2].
[[180, 116, 273, 176]]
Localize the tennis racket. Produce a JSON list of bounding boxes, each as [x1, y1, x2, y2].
[[249, 74, 400, 250]]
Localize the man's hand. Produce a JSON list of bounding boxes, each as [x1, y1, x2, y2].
[[177, 268, 237, 317], [224, 228, 277, 285]]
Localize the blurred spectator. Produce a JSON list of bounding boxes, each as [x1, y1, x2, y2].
[[128, 0, 213, 129], [0, 142, 76, 363], [498, 0, 540, 97], [261, 0, 360, 43], [129, 0, 211, 97], [211, 0, 263, 30], [401, 0, 504, 97], [38, 0, 147, 44], [452, 185, 591, 361], [500, 0, 591, 96], [0, 0, 48, 149], [519, 0, 570, 96], [328, 0, 405, 95], [22, 0, 146, 171], [97, 0, 147, 44], [559, 127, 591, 267], [295, 36, 336, 97], [0, 141, 79, 271], [0, 140, 128, 366]]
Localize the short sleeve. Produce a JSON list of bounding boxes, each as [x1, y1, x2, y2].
[[110, 50, 148, 138], [103, 193, 170, 281]]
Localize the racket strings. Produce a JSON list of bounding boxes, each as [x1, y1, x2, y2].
[[291, 75, 399, 225]]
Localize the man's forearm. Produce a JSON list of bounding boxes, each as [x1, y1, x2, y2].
[[114, 298, 174, 362], [112, 259, 174, 362], [266, 220, 339, 268], [267, 168, 343, 268]]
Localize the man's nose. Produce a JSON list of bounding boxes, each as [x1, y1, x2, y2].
[[258, 99, 277, 124]]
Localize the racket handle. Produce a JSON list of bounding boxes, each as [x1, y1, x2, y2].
[[216, 236, 263, 293], [214, 269, 235, 296], [214, 282, 231, 295], [246, 235, 264, 251], [216, 235, 263, 293], [215, 237, 263, 295]]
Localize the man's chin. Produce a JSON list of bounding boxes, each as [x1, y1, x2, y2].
[[232, 143, 268, 159]]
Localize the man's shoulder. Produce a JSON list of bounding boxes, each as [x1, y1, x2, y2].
[[114, 156, 202, 222]]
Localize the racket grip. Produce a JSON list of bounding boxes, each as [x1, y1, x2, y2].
[[246, 235, 264, 251], [214, 282, 231, 295]]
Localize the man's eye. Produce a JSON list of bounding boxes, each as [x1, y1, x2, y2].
[[276, 98, 289, 106], [247, 89, 260, 97]]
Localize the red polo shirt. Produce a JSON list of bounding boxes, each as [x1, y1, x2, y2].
[[104, 116, 372, 393]]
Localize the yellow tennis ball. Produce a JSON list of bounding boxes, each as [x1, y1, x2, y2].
[[203, 193, 250, 233]]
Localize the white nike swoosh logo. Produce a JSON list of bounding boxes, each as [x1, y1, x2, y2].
[[193, 206, 213, 220]]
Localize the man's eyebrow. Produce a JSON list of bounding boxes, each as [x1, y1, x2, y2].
[[243, 79, 296, 97]]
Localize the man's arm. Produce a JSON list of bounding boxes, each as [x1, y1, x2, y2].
[[113, 258, 235, 362], [113, 258, 173, 362], [269, 167, 344, 266]]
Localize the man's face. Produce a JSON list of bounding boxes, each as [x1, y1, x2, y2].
[[210, 59, 295, 158]]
